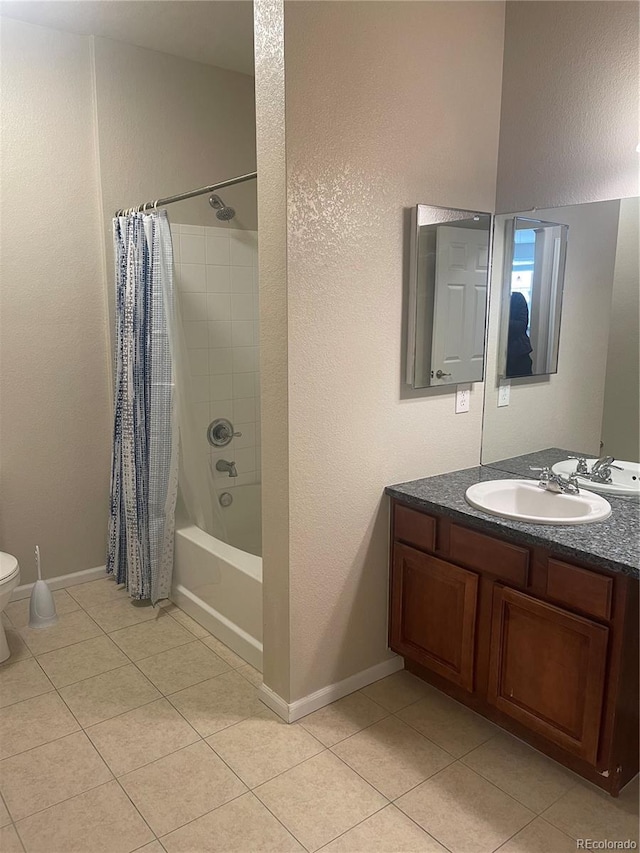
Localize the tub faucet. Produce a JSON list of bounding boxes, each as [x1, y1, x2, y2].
[[216, 459, 238, 478]]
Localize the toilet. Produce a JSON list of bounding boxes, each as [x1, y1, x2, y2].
[[0, 553, 20, 662]]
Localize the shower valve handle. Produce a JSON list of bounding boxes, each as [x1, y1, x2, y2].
[[208, 418, 242, 447]]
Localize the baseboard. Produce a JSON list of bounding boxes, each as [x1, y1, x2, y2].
[[258, 655, 404, 723], [171, 583, 263, 671], [11, 565, 107, 601]]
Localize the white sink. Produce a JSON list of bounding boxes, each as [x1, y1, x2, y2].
[[465, 479, 612, 525], [551, 459, 640, 496]]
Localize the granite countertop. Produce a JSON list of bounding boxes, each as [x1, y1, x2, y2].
[[385, 462, 640, 579]]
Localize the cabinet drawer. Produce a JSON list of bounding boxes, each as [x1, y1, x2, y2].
[[450, 524, 529, 586], [394, 504, 437, 554], [546, 559, 613, 621]]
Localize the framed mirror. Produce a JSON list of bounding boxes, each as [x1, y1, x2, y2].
[[482, 197, 639, 471], [498, 217, 569, 379], [406, 205, 493, 389]]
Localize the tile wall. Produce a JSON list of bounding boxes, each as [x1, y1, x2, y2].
[[171, 223, 260, 489]]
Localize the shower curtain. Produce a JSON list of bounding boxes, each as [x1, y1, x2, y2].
[[107, 210, 178, 604]]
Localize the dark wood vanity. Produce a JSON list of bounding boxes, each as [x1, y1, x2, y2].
[[388, 498, 639, 796]]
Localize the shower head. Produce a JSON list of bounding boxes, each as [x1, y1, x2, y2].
[[209, 193, 236, 221]]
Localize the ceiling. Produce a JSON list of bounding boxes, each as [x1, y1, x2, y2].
[[0, 0, 255, 75]]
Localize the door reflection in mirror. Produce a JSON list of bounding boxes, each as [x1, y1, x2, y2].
[[500, 217, 569, 379], [407, 205, 493, 390]]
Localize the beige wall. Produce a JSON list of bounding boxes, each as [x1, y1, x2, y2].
[[259, 0, 505, 702], [497, 1, 639, 212], [601, 198, 640, 461], [482, 201, 621, 463], [0, 18, 112, 583], [94, 37, 257, 233]]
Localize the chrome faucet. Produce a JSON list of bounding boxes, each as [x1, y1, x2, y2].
[[215, 459, 238, 478], [530, 466, 580, 495], [588, 456, 622, 484]]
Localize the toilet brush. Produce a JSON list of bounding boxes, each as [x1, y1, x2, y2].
[[28, 546, 58, 629]]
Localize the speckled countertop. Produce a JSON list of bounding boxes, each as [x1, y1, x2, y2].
[[386, 461, 640, 579]]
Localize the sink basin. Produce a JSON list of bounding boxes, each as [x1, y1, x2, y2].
[[465, 479, 612, 525], [551, 459, 640, 496]]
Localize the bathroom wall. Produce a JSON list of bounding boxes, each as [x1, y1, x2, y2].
[[172, 222, 261, 491], [482, 200, 621, 463], [497, 1, 639, 211], [262, 0, 506, 702], [601, 198, 640, 461], [0, 18, 112, 583]]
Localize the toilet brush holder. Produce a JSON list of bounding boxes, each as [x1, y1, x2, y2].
[[29, 546, 58, 629]]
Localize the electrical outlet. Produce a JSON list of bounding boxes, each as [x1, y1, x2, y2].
[[455, 384, 471, 413], [498, 381, 511, 407]]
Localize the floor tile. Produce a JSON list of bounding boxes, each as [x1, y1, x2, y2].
[[542, 774, 639, 843], [0, 824, 24, 852], [201, 635, 247, 668], [86, 697, 199, 775], [59, 664, 160, 727], [134, 843, 165, 853], [0, 659, 53, 708], [168, 609, 209, 638], [254, 750, 387, 852], [0, 692, 79, 759], [396, 763, 534, 853], [120, 740, 246, 836], [85, 598, 161, 632], [15, 780, 153, 853], [496, 817, 576, 853], [207, 711, 324, 788], [320, 804, 447, 852], [36, 635, 129, 688], [161, 791, 305, 852], [299, 692, 388, 747], [0, 630, 32, 665], [462, 732, 577, 813], [136, 640, 229, 694], [0, 731, 112, 821], [109, 614, 193, 661], [168, 670, 266, 736], [332, 715, 453, 800], [66, 577, 126, 609], [0, 796, 10, 827], [4, 590, 79, 629], [361, 670, 433, 713], [397, 685, 496, 758], [236, 662, 262, 687], [18, 611, 102, 656]]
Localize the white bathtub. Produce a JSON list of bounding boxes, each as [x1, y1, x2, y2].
[[172, 519, 262, 671]]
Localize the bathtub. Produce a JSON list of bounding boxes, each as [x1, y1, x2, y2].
[[172, 488, 262, 670]]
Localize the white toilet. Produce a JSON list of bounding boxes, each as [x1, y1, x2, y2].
[[0, 553, 20, 662]]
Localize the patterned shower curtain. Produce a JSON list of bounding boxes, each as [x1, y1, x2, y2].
[[106, 210, 178, 604]]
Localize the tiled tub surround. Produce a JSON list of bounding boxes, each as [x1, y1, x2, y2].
[[386, 465, 640, 578], [172, 222, 261, 492], [0, 577, 638, 853]]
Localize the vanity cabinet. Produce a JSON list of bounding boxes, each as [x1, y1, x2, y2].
[[388, 499, 639, 796]]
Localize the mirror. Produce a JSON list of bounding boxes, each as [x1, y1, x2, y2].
[[482, 197, 639, 470], [498, 217, 568, 378], [407, 205, 493, 388]]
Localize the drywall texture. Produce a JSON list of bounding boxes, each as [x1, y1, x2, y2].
[[93, 37, 257, 232], [601, 198, 640, 461], [0, 18, 112, 582], [254, 0, 290, 699], [482, 201, 621, 464], [497, 1, 639, 212], [282, 1, 505, 701]]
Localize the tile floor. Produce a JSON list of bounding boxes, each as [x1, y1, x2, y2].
[[0, 576, 638, 853]]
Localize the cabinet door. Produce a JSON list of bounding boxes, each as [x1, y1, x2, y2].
[[391, 543, 478, 691], [488, 586, 609, 764]]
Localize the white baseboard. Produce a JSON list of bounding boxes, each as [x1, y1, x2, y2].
[[11, 565, 107, 601], [258, 655, 404, 723]]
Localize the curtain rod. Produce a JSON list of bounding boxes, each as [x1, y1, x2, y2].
[[115, 171, 257, 217]]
